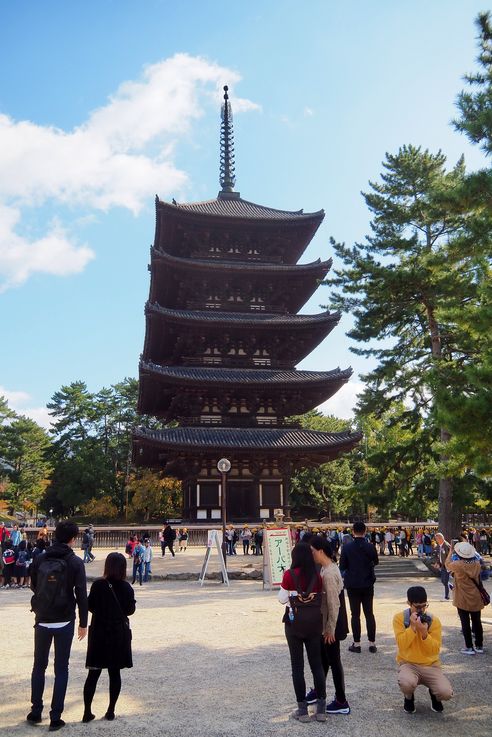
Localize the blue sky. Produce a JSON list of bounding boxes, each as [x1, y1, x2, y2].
[[0, 0, 487, 426]]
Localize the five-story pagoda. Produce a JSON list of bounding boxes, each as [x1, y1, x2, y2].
[[133, 87, 361, 522]]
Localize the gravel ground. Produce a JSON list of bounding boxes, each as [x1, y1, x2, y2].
[[1, 554, 491, 737]]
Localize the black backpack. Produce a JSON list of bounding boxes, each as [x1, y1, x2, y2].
[[285, 570, 322, 638], [31, 555, 71, 621]]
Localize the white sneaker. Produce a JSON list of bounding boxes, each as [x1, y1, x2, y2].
[[461, 647, 476, 655], [475, 647, 484, 654]]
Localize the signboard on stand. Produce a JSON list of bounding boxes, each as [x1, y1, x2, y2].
[[263, 528, 292, 590], [199, 529, 229, 586]]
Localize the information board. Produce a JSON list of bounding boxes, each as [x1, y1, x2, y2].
[[198, 529, 229, 586], [263, 528, 292, 589]]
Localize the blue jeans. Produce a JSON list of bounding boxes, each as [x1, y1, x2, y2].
[[132, 561, 143, 585], [143, 561, 152, 582], [31, 621, 75, 721]]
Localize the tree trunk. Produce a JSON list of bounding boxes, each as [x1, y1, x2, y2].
[[424, 302, 461, 540], [438, 429, 461, 540]]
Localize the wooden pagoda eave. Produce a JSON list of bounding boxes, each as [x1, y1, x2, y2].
[[150, 246, 332, 276], [144, 302, 340, 329], [155, 196, 325, 224], [136, 363, 353, 417], [132, 426, 362, 470], [141, 305, 340, 366], [153, 198, 325, 264]]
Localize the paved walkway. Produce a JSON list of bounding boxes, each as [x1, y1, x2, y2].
[[1, 565, 491, 737]]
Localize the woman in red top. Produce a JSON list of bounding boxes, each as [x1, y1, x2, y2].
[[278, 542, 326, 722]]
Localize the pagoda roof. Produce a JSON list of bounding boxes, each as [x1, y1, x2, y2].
[[151, 247, 332, 276], [139, 361, 352, 387], [145, 303, 339, 328], [157, 196, 324, 222], [137, 363, 352, 419], [133, 426, 362, 466]]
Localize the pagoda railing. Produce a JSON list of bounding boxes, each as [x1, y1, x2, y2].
[[186, 301, 285, 314], [182, 356, 293, 369]]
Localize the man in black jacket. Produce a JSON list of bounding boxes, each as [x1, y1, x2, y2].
[[27, 520, 88, 731], [340, 521, 379, 654]]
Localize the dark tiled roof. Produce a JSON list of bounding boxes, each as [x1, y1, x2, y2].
[[151, 247, 331, 275], [140, 361, 352, 386], [159, 196, 324, 221], [146, 303, 340, 327], [134, 426, 362, 452]]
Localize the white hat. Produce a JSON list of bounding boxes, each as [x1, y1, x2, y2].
[[454, 541, 476, 559]]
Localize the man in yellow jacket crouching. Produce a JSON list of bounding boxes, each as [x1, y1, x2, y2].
[[393, 585, 453, 714]]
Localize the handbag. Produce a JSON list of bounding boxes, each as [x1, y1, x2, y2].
[[472, 577, 491, 606], [107, 581, 132, 640]]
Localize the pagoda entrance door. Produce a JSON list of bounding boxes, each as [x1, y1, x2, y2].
[[227, 481, 256, 520]]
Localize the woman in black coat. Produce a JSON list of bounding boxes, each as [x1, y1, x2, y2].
[[82, 552, 136, 722]]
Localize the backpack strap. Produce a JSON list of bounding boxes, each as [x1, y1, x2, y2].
[[290, 569, 317, 596]]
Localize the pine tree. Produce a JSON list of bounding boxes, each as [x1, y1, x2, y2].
[[327, 145, 472, 538], [434, 12, 492, 479]]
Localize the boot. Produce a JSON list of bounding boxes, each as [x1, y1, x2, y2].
[[315, 698, 327, 722], [291, 700, 311, 723]]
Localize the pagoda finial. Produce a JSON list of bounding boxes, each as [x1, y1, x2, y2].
[[219, 85, 239, 198]]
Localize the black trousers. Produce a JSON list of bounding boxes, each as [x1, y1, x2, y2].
[[161, 542, 175, 556], [31, 622, 75, 721], [457, 608, 483, 649], [347, 586, 376, 642], [321, 639, 346, 702], [285, 627, 326, 703]]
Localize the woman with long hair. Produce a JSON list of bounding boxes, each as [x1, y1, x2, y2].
[[82, 552, 136, 722], [278, 542, 326, 722], [310, 536, 350, 714], [445, 541, 485, 655]]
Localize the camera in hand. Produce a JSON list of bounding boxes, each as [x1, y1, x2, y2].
[[417, 612, 432, 625]]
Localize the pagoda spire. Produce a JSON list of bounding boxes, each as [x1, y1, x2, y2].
[[218, 85, 239, 199]]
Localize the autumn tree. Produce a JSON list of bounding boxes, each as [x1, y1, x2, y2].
[[128, 470, 182, 521]]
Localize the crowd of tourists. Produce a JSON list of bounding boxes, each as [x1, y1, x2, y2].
[[279, 521, 490, 721], [292, 523, 492, 558], [1, 515, 490, 729], [225, 524, 264, 555]]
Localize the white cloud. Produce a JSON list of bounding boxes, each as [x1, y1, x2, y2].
[[0, 53, 259, 290], [0, 205, 94, 292], [317, 380, 364, 420], [0, 386, 52, 429], [303, 107, 314, 117]]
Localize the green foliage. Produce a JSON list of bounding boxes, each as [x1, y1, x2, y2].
[[44, 378, 142, 515], [431, 12, 492, 480], [0, 398, 51, 514], [454, 12, 492, 157], [3, 416, 52, 512], [289, 411, 358, 517], [325, 145, 479, 535], [354, 403, 440, 520]]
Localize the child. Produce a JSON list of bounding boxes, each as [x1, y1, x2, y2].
[[15, 540, 30, 587], [143, 539, 153, 582], [2, 543, 16, 587], [131, 539, 145, 586], [179, 528, 188, 552]]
